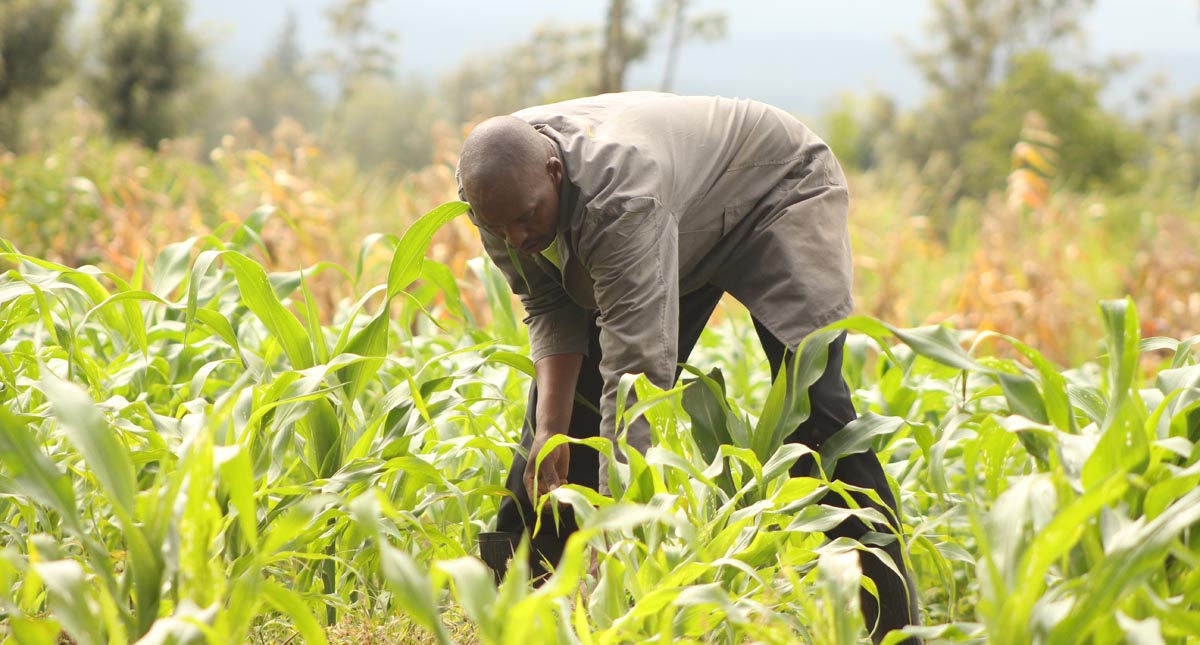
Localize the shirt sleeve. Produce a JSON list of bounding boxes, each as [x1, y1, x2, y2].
[[578, 197, 680, 457]]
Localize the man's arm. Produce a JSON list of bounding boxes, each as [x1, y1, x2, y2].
[[523, 352, 583, 500]]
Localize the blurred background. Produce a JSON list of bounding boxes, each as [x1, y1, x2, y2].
[[1, 0, 1198, 364]]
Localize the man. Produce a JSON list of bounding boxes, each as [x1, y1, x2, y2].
[[457, 92, 919, 642]]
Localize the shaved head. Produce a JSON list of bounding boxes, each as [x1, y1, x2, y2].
[[458, 116, 564, 255], [459, 116, 552, 208]]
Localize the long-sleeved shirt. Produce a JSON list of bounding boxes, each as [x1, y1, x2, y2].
[[460, 92, 854, 483]]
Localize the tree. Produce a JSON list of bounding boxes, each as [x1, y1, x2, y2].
[[318, 0, 398, 103], [965, 51, 1141, 194], [657, 0, 725, 92], [88, 0, 202, 145], [326, 76, 436, 173], [0, 0, 73, 149], [241, 11, 323, 135], [598, 0, 725, 94], [900, 0, 1098, 177], [441, 0, 725, 125], [440, 23, 602, 125]]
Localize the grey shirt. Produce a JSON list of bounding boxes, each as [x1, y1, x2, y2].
[[461, 92, 853, 472]]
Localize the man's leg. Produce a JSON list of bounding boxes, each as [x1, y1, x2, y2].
[[754, 322, 921, 643]]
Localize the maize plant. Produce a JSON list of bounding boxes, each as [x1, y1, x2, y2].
[[0, 203, 1198, 644]]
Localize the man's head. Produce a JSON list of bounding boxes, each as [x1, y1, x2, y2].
[[459, 116, 563, 255]]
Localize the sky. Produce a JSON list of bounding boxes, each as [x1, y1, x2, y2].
[[174, 0, 1200, 118]]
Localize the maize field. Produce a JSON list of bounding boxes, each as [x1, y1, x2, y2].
[[1, 203, 1199, 644]]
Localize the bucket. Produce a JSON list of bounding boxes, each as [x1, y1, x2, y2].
[[478, 531, 522, 584]]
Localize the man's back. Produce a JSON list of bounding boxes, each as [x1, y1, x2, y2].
[[514, 92, 833, 242]]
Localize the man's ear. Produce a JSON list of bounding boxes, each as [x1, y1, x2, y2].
[[547, 156, 563, 187]]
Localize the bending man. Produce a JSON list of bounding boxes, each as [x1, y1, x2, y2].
[[457, 92, 920, 642]]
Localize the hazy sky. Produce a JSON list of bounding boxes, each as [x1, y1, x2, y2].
[[177, 0, 1200, 117]]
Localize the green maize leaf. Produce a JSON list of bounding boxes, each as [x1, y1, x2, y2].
[[9, 617, 63, 645], [1082, 405, 1150, 490], [889, 324, 984, 372], [680, 366, 733, 464], [0, 409, 81, 532], [302, 396, 342, 479], [259, 580, 330, 645], [880, 623, 986, 644], [469, 255, 522, 344], [1051, 485, 1200, 641], [819, 413, 910, 464], [218, 251, 314, 369], [996, 472, 1129, 637], [35, 559, 104, 645], [753, 330, 839, 465], [298, 268, 330, 366], [434, 557, 499, 637], [228, 205, 274, 253], [817, 548, 863, 645], [151, 237, 198, 299], [835, 316, 982, 371], [1068, 384, 1107, 426], [41, 368, 138, 519], [1001, 339, 1077, 432], [996, 371, 1050, 425], [0, 279, 36, 306], [421, 259, 470, 323], [217, 445, 259, 552], [761, 443, 814, 483], [1101, 298, 1141, 432], [81, 289, 164, 357], [379, 542, 451, 645], [1169, 334, 1200, 368], [386, 201, 470, 300], [192, 308, 244, 360], [485, 350, 535, 377], [355, 232, 399, 283], [0, 254, 130, 343], [786, 504, 890, 533]]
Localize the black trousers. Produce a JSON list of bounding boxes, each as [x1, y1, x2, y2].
[[495, 284, 920, 640]]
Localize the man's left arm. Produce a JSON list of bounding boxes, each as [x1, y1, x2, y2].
[[580, 198, 680, 460]]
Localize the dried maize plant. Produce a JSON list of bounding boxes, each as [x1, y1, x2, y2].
[[951, 113, 1105, 363], [1006, 111, 1059, 214]]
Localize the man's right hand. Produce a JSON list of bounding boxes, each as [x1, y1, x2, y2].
[[525, 352, 585, 504], [524, 428, 570, 501]]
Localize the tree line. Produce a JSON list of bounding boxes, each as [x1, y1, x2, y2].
[[1, 0, 1197, 209]]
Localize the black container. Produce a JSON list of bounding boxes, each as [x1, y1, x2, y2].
[[478, 531, 522, 584]]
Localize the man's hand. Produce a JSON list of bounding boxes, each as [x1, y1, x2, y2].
[[526, 352, 584, 504], [524, 428, 570, 501]]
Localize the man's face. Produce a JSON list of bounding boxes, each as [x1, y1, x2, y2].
[[470, 156, 563, 255]]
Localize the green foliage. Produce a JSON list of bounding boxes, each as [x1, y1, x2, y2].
[[241, 11, 324, 136], [821, 92, 900, 174], [319, 0, 398, 102], [903, 0, 1097, 169], [327, 77, 438, 173], [0, 0, 73, 149], [966, 51, 1142, 195], [3, 201, 1200, 643], [87, 0, 202, 144]]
